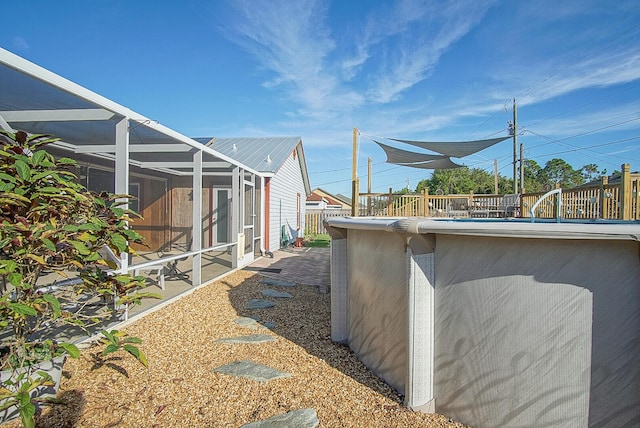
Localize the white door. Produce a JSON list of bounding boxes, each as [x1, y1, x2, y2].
[[239, 181, 255, 265]]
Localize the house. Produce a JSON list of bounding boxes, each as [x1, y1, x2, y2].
[[193, 137, 311, 253], [306, 188, 350, 210]]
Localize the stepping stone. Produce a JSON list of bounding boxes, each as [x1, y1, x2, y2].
[[213, 360, 291, 382], [260, 278, 296, 287], [234, 317, 264, 330], [215, 334, 275, 344], [247, 299, 276, 309], [261, 289, 293, 299], [241, 408, 319, 428], [262, 321, 275, 329]]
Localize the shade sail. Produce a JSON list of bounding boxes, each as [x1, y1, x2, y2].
[[397, 157, 464, 169], [389, 136, 510, 158], [374, 140, 445, 164]]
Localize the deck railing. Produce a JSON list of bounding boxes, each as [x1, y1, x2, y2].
[[305, 164, 638, 230], [521, 164, 639, 221]]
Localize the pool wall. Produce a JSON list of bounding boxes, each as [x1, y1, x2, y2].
[[325, 217, 640, 428]]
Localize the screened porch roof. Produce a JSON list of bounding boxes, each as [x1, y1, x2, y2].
[[0, 48, 262, 177]]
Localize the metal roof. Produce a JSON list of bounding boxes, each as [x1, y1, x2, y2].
[[0, 48, 259, 177], [194, 137, 298, 173], [194, 136, 312, 194]]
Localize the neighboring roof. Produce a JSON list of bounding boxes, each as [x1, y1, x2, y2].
[[309, 188, 346, 206], [194, 136, 311, 195], [334, 194, 352, 206], [0, 48, 258, 177], [307, 188, 344, 206]]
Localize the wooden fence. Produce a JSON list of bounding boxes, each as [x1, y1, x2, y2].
[[306, 164, 639, 231], [521, 164, 640, 220], [305, 209, 352, 235]]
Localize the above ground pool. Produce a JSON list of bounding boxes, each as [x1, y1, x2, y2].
[[325, 216, 640, 428]]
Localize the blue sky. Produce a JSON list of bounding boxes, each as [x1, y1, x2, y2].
[[3, 0, 640, 196]]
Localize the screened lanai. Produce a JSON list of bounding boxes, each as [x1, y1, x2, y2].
[[0, 48, 268, 320]]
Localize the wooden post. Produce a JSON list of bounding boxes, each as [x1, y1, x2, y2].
[[620, 163, 631, 220], [353, 179, 360, 216], [351, 127, 358, 217], [520, 143, 525, 195], [600, 175, 609, 219], [367, 158, 372, 215], [422, 188, 427, 216], [388, 187, 393, 216]]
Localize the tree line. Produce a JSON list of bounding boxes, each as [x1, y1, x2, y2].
[[408, 159, 609, 195]]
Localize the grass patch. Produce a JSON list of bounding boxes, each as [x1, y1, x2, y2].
[[304, 233, 331, 247]]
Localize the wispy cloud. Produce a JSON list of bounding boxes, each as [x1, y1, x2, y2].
[[524, 102, 640, 138], [218, 0, 363, 117], [218, 0, 496, 119], [512, 49, 640, 108], [362, 0, 497, 103]]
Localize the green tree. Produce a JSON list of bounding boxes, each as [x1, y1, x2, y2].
[[541, 158, 584, 188], [522, 159, 544, 193], [580, 163, 606, 183], [416, 167, 508, 194]]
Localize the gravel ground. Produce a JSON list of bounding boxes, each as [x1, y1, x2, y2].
[[13, 270, 468, 427]]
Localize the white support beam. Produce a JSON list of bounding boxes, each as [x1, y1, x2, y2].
[[114, 118, 130, 273], [231, 167, 240, 268], [75, 143, 195, 153], [0, 114, 14, 132], [136, 162, 231, 169], [259, 175, 266, 256], [0, 108, 115, 122], [191, 150, 203, 287]]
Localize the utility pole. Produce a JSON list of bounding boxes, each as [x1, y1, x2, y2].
[[512, 99, 518, 194], [494, 159, 499, 194]]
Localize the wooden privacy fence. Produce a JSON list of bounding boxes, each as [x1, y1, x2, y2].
[[307, 164, 639, 227], [305, 209, 351, 234], [355, 191, 519, 218]]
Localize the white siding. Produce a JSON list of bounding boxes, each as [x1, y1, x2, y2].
[[269, 150, 306, 251]]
